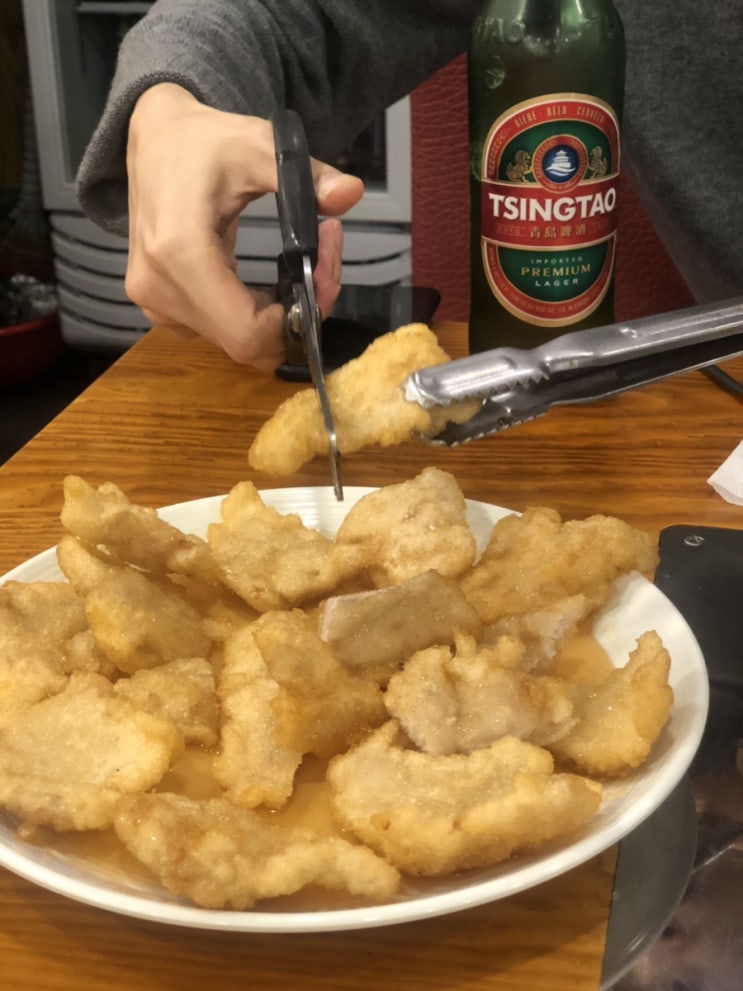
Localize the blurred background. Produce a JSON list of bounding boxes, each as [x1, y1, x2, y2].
[[0, 0, 111, 465]]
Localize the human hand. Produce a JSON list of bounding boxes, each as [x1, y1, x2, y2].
[[125, 83, 364, 371]]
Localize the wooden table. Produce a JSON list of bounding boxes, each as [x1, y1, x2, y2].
[[1, 322, 741, 991]]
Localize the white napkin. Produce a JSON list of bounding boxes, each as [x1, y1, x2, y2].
[[708, 441, 743, 505]]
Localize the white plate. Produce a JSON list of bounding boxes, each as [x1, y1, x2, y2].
[[0, 487, 709, 932]]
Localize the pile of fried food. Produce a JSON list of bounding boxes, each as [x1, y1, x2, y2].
[[0, 468, 673, 911]]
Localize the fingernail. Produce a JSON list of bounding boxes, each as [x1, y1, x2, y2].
[[317, 170, 342, 200]]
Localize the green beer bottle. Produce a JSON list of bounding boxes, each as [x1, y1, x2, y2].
[[468, 0, 625, 353]]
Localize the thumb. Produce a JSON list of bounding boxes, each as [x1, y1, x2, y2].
[[313, 163, 365, 217]]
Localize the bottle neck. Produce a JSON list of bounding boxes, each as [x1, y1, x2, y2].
[[471, 0, 623, 66], [474, 0, 620, 35]]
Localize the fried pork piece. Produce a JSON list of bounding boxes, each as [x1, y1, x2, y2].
[[317, 569, 483, 685], [57, 535, 212, 675], [57, 532, 123, 591], [170, 575, 259, 641], [250, 610, 386, 755], [214, 613, 385, 809], [335, 467, 477, 587], [214, 625, 300, 809], [114, 792, 400, 909], [207, 481, 367, 612], [113, 657, 219, 747], [248, 324, 480, 476], [548, 630, 674, 776], [0, 672, 184, 831], [481, 592, 603, 674], [0, 580, 109, 708], [61, 475, 221, 583], [328, 721, 601, 876], [460, 506, 659, 625], [385, 634, 576, 754]]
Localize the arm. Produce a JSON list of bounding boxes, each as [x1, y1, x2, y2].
[[77, 0, 475, 233], [76, 0, 475, 368]]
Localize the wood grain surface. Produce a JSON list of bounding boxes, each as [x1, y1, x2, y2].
[[0, 321, 741, 991]]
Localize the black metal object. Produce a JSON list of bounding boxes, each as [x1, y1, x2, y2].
[[603, 525, 743, 989]]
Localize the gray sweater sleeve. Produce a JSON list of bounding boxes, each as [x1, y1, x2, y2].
[[613, 0, 743, 302], [76, 0, 475, 235]]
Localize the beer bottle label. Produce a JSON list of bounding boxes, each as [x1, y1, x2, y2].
[[480, 94, 620, 327]]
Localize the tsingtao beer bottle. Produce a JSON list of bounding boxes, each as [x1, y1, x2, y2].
[[468, 0, 625, 353]]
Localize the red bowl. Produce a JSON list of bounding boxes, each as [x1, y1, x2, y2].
[[0, 312, 65, 388]]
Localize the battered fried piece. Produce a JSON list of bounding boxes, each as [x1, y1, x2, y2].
[[328, 721, 602, 876], [0, 672, 184, 831], [214, 613, 385, 809], [113, 792, 400, 909], [61, 475, 221, 583], [481, 592, 604, 674], [548, 630, 674, 776], [385, 634, 576, 754], [460, 507, 659, 625], [58, 534, 212, 674], [207, 481, 367, 612], [335, 467, 477, 587], [56, 533, 120, 593], [0, 580, 108, 708], [248, 324, 480, 476], [87, 569, 211, 675], [60, 531, 255, 640], [250, 610, 386, 757], [317, 570, 483, 685], [113, 657, 219, 747], [170, 575, 259, 641], [214, 625, 300, 809]]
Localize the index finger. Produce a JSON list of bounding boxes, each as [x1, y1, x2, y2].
[[178, 238, 286, 370]]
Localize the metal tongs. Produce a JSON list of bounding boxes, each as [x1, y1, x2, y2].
[[404, 298, 743, 445], [272, 109, 343, 499]]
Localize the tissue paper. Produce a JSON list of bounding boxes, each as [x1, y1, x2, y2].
[[707, 441, 743, 505]]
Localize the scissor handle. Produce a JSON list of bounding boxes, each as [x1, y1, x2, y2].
[[272, 108, 318, 279]]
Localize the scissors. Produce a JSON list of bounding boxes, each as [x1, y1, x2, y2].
[[271, 108, 343, 500]]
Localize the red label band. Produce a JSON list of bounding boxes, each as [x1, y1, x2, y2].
[[484, 97, 620, 179], [479, 94, 621, 326]]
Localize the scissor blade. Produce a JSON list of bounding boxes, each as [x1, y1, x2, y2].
[[297, 257, 343, 500]]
